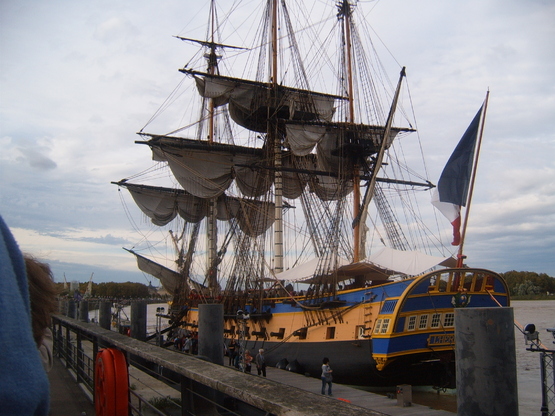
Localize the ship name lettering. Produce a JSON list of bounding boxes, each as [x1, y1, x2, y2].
[[427, 334, 455, 346]]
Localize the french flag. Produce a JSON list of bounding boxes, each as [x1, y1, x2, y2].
[[432, 105, 484, 246]]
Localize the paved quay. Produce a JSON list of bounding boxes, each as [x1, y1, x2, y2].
[[244, 365, 456, 416], [48, 358, 95, 416], [48, 351, 456, 416]]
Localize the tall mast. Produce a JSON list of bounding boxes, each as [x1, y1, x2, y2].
[[339, 0, 361, 262], [271, 0, 278, 86], [342, 1, 355, 123], [207, 1, 217, 145], [456, 91, 490, 267], [206, 0, 219, 291], [271, 0, 284, 274]]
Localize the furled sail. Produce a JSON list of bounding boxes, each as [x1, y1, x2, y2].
[[127, 249, 182, 293], [121, 182, 275, 237], [189, 72, 340, 132], [144, 136, 356, 201]]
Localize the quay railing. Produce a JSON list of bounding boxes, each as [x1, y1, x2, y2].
[[523, 325, 555, 416], [52, 314, 375, 416]]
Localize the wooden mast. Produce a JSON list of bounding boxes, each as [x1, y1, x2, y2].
[[206, 0, 219, 291], [339, 0, 360, 262], [456, 91, 490, 267], [271, 0, 284, 275]]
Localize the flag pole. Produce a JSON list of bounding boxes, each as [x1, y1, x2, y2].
[[456, 90, 490, 267]]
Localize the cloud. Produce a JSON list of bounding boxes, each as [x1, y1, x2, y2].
[[1, 0, 554, 284], [93, 17, 138, 43], [76, 233, 129, 245], [17, 147, 57, 171]]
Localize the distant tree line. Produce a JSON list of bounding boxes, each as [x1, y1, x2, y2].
[[56, 281, 160, 299], [92, 282, 153, 298], [501, 271, 555, 296]]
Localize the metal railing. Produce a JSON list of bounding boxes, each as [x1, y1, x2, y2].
[[524, 326, 555, 416], [52, 314, 371, 416], [539, 350, 555, 416]]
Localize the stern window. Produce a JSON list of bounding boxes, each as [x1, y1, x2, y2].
[[431, 313, 442, 328], [443, 313, 455, 327], [381, 318, 390, 333], [419, 314, 428, 329], [374, 319, 382, 334], [407, 316, 417, 331]]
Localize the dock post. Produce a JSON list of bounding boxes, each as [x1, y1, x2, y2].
[[59, 300, 66, 316], [98, 302, 112, 330], [198, 303, 224, 365], [67, 300, 76, 319], [192, 303, 224, 413], [455, 307, 518, 416], [130, 301, 147, 341], [79, 300, 89, 323]]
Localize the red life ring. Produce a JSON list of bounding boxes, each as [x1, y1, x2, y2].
[[95, 348, 129, 416]]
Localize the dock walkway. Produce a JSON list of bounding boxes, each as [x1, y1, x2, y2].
[[48, 358, 95, 416], [256, 365, 455, 416], [48, 351, 455, 416]]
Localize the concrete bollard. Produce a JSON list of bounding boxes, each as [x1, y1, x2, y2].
[[396, 384, 412, 407], [67, 300, 76, 319], [130, 301, 147, 341], [79, 300, 89, 323], [455, 307, 518, 416], [194, 303, 224, 414], [98, 302, 112, 330], [198, 303, 224, 366], [58, 300, 66, 316]]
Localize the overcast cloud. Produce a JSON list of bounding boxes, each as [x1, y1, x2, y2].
[[1, 0, 554, 284]]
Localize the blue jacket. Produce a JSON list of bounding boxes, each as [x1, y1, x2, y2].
[[0, 215, 50, 415]]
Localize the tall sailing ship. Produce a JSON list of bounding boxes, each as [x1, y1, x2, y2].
[[113, 0, 509, 387]]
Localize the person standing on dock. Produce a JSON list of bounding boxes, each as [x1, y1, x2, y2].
[[228, 338, 237, 366], [183, 335, 192, 354], [321, 357, 333, 396], [244, 350, 253, 373], [255, 348, 267, 377]]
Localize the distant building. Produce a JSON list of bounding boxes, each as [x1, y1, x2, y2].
[[70, 280, 80, 293]]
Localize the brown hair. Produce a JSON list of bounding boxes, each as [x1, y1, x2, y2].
[[24, 254, 59, 346]]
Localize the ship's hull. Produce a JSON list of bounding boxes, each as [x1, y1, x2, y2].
[[175, 268, 509, 387], [240, 338, 456, 387]]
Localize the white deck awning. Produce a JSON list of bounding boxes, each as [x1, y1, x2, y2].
[[365, 247, 456, 276], [274, 248, 456, 284]]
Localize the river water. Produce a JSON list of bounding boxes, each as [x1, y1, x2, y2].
[[513, 300, 555, 416], [400, 300, 555, 415], [91, 300, 555, 415]]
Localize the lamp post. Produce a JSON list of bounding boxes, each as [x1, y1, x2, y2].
[[236, 310, 250, 372]]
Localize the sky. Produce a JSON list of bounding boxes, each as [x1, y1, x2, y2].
[[1, 0, 554, 284]]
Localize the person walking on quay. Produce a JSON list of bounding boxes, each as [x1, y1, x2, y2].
[[255, 348, 267, 377], [183, 336, 192, 354], [244, 350, 253, 373], [228, 338, 237, 366], [321, 357, 333, 396]]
